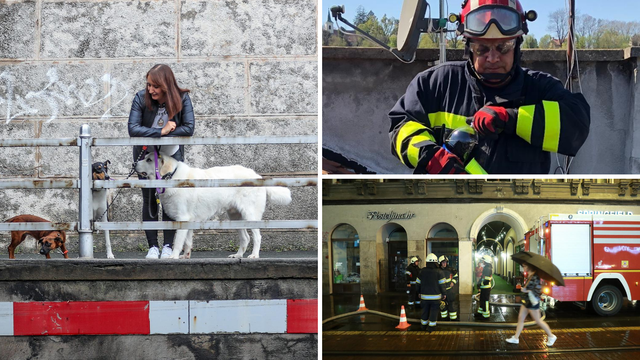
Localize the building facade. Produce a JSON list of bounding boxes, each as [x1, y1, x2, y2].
[[323, 179, 640, 295]]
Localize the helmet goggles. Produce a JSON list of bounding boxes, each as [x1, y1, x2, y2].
[[465, 5, 522, 37]]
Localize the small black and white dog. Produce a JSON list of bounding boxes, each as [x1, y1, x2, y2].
[[92, 160, 114, 259]]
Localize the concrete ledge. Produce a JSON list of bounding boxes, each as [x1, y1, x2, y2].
[[0, 258, 317, 281], [3, 334, 318, 360], [322, 46, 636, 62]]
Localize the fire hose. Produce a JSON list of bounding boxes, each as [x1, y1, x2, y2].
[[322, 294, 545, 328]]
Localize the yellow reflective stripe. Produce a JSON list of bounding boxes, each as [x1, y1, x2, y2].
[[416, 278, 421, 284], [428, 112, 468, 129], [439, 278, 446, 284], [484, 276, 492, 280], [542, 101, 561, 152], [516, 105, 535, 144], [465, 158, 487, 174], [406, 133, 436, 167], [395, 121, 429, 164]]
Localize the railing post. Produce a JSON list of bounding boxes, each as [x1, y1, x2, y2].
[[78, 124, 93, 258]]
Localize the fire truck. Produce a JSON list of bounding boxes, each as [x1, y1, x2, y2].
[[522, 214, 640, 316]]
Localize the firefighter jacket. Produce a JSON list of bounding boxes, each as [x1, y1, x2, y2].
[[479, 263, 493, 289], [441, 266, 458, 292], [416, 266, 447, 300], [405, 263, 421, 286], [389, 61, 590, 174]]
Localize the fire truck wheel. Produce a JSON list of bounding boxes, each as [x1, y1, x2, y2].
[[591, 285, 623, 316]]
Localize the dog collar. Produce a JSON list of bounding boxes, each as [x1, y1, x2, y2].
[[162, 168, 177, 180]]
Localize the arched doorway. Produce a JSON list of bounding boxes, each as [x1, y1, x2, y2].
[[470, 207, 528, 293], [426, 223, 459, 275], [330, 224, 360, 294], [377, 223, 408, 292]]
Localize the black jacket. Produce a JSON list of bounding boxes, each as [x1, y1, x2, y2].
[[440, 266, 457, 292], [406, 263, 421, 285], [389, 61, 590, 174], [416, 264, 447, 300], [128, 89, 195, 162]]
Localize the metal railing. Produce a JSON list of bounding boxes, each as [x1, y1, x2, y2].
[[0, 124, 318, 258]]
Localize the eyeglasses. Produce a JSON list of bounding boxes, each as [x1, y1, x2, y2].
[[469, 39, 516, 57]]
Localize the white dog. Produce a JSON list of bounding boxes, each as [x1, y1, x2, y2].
[[92, 160, 114, 259], [134, 153, 292, 259]]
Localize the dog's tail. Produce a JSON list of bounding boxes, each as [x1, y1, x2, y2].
[[266, 187, 292, 206]]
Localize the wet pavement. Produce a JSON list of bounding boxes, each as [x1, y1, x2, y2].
[[323, 292, 640, 358]]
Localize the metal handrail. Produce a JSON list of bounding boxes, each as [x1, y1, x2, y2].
[[0, 125, 318, 259], [93, 178, 317, 189], [94, 135, 316, 146]]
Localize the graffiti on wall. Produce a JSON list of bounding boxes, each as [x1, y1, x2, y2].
[[0, 68, 129, 123]]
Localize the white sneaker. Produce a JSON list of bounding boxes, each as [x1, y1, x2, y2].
[[505, 336, 519, 344], [160, 245, 172, 259], [145, 246, 159, 259], [547, 334, 557, 346]]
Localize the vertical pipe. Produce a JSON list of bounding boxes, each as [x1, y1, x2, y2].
[[78, 124, 93, 258], [567, 0, 575, 92], [439, 0, 446, 63]]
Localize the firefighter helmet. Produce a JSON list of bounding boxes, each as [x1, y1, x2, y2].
[[438, 255, 449, 264], [426, 253, 439, 263], [456, 0, 536, 40], [481, 254, 493, 263], [411, 256, 419, 263]]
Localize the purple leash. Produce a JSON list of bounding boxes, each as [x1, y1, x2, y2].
[[153, 147, 165, 195]]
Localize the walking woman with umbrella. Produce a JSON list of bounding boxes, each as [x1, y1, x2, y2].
[[506, 251, 562, 347]]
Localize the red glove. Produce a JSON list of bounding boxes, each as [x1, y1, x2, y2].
[[471, 106, 517, 138], [417, 146, 467, 174]]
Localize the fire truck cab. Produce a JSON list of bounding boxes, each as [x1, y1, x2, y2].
[[523, 213, 640, 316]]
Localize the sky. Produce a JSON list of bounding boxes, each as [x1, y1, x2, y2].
[[323, 0, 640, 40]]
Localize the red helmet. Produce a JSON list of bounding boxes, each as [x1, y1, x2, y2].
[[456, 0, 536, 40]]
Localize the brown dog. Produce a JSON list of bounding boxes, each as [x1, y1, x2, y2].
[[6, 214, 68, 259]]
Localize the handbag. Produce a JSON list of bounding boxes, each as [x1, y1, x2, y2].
[[520, 274, 539, 307]]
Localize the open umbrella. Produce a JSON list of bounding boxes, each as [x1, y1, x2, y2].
[[511, 251, 565, 287]]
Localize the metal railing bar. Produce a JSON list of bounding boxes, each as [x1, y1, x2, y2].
[[0, 223, 77, 231], [94, 220, 318, 231], [0, 138, 78, 147], [93, 135, 317, 146], [0, 180, 79, 189], [93, 178, 317, 189]]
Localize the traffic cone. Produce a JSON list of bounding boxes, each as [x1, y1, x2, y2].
[[356, 295, 368, 311], [395, 305, 411, 330]]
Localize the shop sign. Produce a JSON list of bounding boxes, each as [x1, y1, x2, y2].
[[577, 210, 633, 215], [366, 211, 416, 221]]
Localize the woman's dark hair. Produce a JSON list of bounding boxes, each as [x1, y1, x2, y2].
[[145, 64, 190, 119]]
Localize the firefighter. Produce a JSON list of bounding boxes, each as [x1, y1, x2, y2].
[[475, 254, 493, 319], [405, 256, 421, 308], [439, 255, 459, 321], [416, 253, 447, 332], [389, 0, 590, 174]]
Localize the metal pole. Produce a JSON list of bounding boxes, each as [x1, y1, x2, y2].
[[78, 124, 93, 258], [566, 0, 575, 92], [439, 0, 446, 63]]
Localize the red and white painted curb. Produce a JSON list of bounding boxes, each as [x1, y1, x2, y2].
[[0, 299, 317, 336]]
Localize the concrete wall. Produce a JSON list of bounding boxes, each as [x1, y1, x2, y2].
[[322, 47, 640, 174], [0, 0, 318, 253], [0, 258, 317, 359]]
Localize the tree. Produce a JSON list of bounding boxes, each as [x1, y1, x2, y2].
[[522, 34, 538, 49], [353, 6, 368, 26], [547, 8, 568, 47], [446, 24, 463, 49], [418, 33, 438, 48], [538, 34, 553, 49], [358, 16, 387, 47], [380, 15, 399, 39]]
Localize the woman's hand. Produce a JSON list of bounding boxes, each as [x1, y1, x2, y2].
[[161, 120, 177, 135]]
